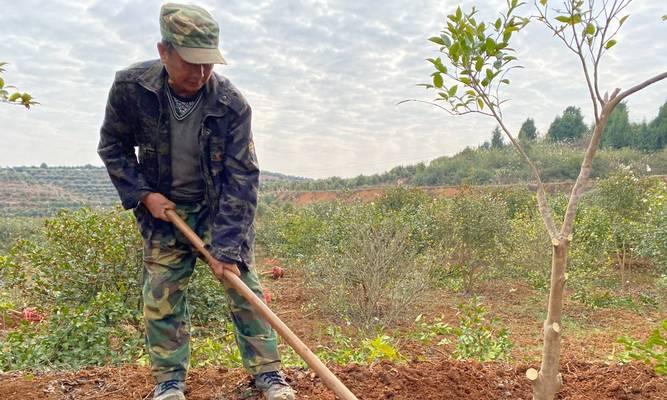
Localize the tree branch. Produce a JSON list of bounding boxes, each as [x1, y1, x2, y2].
[[561, 69, 667, 236], [479, 92, 560, 240], [397, 99, 494, 118], [614, 71, 667, 105]]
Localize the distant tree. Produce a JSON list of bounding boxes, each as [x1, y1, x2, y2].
[[518, 118, 538, 141], [547, 106, 587, 142], [0, 62, 37, 108], [491, 126, 504, 148], [40, 162, 48, 169], [601, 102, 631, 148], [632, 101, 667, 152]]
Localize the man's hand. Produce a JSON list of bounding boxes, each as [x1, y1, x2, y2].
[[142, 192, 176, 221], [209, 258, 241, 281]]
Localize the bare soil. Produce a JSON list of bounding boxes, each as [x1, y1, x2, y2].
[[0, 359, 664, 399], [1, 259, 665, 399]]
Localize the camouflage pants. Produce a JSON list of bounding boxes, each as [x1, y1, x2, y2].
[[140, 201, 281, 383]]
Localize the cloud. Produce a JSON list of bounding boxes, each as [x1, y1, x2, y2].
[[0, 0, 665, 177]]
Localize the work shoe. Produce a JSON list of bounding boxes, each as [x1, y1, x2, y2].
[[254, 371, 295, 400], [153, 380, 186, 400]]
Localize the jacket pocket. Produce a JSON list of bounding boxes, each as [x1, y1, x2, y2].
[[138, 146, 159, 182], [208, 135, 225, 184]]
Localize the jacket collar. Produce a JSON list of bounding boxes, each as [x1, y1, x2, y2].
[[137, 60, 228, 116]]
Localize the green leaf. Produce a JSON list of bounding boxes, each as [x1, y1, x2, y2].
[[433, 73, 444, 88], [438, 91, 449, 100], [441, 34, 452, 47], [494, 18, 502, 30], [619, 15, 630, 26], [485, 38, 496, 55], [501, 79, 510, 85], [662, 15, 667, 21], [448, 85, 458, 97], [429, 36, 446, 46], [555, 15, 572, 24], [450, 43, 460, 63], [585, 23, 595, 36], [0, 77, 4, 89], [8, 92, 21, 102], [539, 0, 548, 6], [477, 97, 484, 110], [460, 77, 471, 85], [456, 6, 462, 20], [433, 58, 448, 74], [475, 57, 484, 72], [605, 39, 617, 49]]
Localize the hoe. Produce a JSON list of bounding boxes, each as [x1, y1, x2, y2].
[[166, 210, 359, 400]]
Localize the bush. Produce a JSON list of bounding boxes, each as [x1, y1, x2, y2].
[[0, 291, 143, 370], [451, 299, 512, 361], [618, 319, 667, 376], [1, 208, 143, 310], [0, 207, 232, 370], [412, 299, 512, 362], [449, 192, 510, 293], [309, 215, 436, 326], [314, 326, 403, 365]]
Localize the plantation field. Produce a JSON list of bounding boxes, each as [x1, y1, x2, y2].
[[1, 172, 665, 399], [0, 261, 665, 399]]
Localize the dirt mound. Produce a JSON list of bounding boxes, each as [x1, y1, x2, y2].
[[1, 359, 664, 399]]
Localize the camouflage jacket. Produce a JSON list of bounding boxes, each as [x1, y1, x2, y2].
[[98, 59, 259, 266]]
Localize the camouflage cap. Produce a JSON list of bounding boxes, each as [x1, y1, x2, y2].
[[160, 3, 226, 64]]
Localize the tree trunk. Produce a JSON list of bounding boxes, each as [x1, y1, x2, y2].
[[527, 241, 568, 400], [621, 243, 626, 289]]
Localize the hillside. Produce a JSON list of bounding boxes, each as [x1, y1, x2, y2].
[[2, 144, 666, 216], [0, 166, 305, 217], [262, 144, 667, 192]]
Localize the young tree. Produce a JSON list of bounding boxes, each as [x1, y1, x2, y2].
[[518, 117, 538, 141], [491, 126, 505, 148], [601, 102, 632, 149], [547, 106, 587, 142], [406, 1, 667, 398], [0, 62, 37, 108]]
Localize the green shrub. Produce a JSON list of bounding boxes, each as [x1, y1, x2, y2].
[[618, 319, 667, 376], [450, 299, 512, 361], [314, 326, 403, 365], [0, 291, 143, 371], [411, 300, 512, 362], [0, 207, 232, 370], [309, 215, 436, 326], [449, 192, 510, 293]]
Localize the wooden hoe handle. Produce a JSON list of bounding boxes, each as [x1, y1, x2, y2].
[[166, 210, 359, 400]]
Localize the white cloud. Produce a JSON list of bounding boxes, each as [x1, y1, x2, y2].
[[0, 0, 665, 177]]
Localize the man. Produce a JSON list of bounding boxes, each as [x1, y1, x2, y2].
[[98, 3, 295, 400]]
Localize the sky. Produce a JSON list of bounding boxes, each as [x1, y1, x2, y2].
[[1, 0, 665, 179]]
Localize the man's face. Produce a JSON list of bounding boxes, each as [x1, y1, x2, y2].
[[158, 42, 214, 97]]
